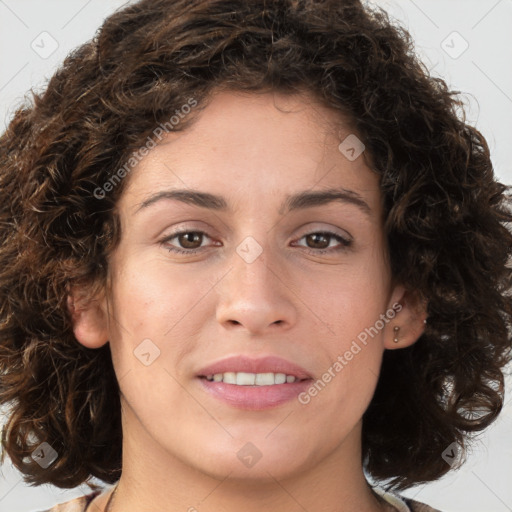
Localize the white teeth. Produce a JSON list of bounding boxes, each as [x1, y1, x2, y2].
[[256, 372, 278, 385], [274, 373, 287, 384], [222, 372, 236, 384], [205, 372, 299, 385], [236, 372, 255, 385]]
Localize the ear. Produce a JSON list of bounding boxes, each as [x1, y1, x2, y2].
[[383, 283, 428, 350], [67, 286, 110, 349]]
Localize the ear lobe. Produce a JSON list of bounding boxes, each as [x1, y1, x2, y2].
[[384, 284, 428, 350], [67, 288, 110, 349]]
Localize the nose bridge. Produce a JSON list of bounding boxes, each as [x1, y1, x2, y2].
[[215, 233, 297, 333], [234, 234, 275, 293]]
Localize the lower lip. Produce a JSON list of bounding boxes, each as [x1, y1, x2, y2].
[[198, 377, 312, 410]]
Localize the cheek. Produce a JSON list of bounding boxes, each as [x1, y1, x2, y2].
[[106, 257, 205, 414], [104, 261, 195, 392], [301, 324, 384, 428], [299, 255, 389, 406], [108, 251, 212, 335], [306, 257, 390, 335]]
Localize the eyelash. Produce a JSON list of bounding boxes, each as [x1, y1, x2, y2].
[[160, 229, 352, 255]]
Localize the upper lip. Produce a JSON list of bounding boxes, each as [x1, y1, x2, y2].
[[197, 355, 313, 380]]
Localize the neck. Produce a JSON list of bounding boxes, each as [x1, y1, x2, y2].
[[106, 402, 392, 512]]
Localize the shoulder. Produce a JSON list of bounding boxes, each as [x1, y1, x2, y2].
[[34, 489, 103, 512]]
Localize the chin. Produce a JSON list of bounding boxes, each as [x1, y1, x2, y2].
[[190, 441, 313, 482]]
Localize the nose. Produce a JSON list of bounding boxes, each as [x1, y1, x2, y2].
[[215, 241, 298, 335]]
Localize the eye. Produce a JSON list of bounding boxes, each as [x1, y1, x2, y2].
[[293, 231, 352, 254], [160, 229, 352, 255], [160, 230, 214, 254]]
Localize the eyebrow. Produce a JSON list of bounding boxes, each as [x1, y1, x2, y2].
[[134, 188, 372, 217]]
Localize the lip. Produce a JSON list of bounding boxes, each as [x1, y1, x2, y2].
[[196, 355, 313, 380], [196, 355, 313, 411]]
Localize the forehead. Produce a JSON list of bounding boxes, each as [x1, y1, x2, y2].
[[119, 90, 381, 216]]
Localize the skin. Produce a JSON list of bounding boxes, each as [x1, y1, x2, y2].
[[69, 90, 427, 512]]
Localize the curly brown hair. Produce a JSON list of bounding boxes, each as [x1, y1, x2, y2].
[[1, 0, 511, 494]]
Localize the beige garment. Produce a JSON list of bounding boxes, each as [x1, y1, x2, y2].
[[39, 486, 443, 512], [36, 488, 103, 512]]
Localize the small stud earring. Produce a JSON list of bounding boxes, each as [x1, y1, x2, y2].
[[393, 325, 400, 343]]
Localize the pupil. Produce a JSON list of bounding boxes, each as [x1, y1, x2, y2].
[[308, 233, 328, 248], [180, 232, 201, 248]]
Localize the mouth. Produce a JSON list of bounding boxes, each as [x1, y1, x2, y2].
[[196, 355, 313, 410], [196, 354, 313, 381], [198, 372, 310, 386]]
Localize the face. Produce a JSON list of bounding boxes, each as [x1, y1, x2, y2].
[[76, 90, 418, 483]]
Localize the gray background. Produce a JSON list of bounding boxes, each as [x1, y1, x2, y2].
[[0, 1, 511, 511]]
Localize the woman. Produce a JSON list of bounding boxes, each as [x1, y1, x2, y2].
[[0, 1, 511, 511]]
